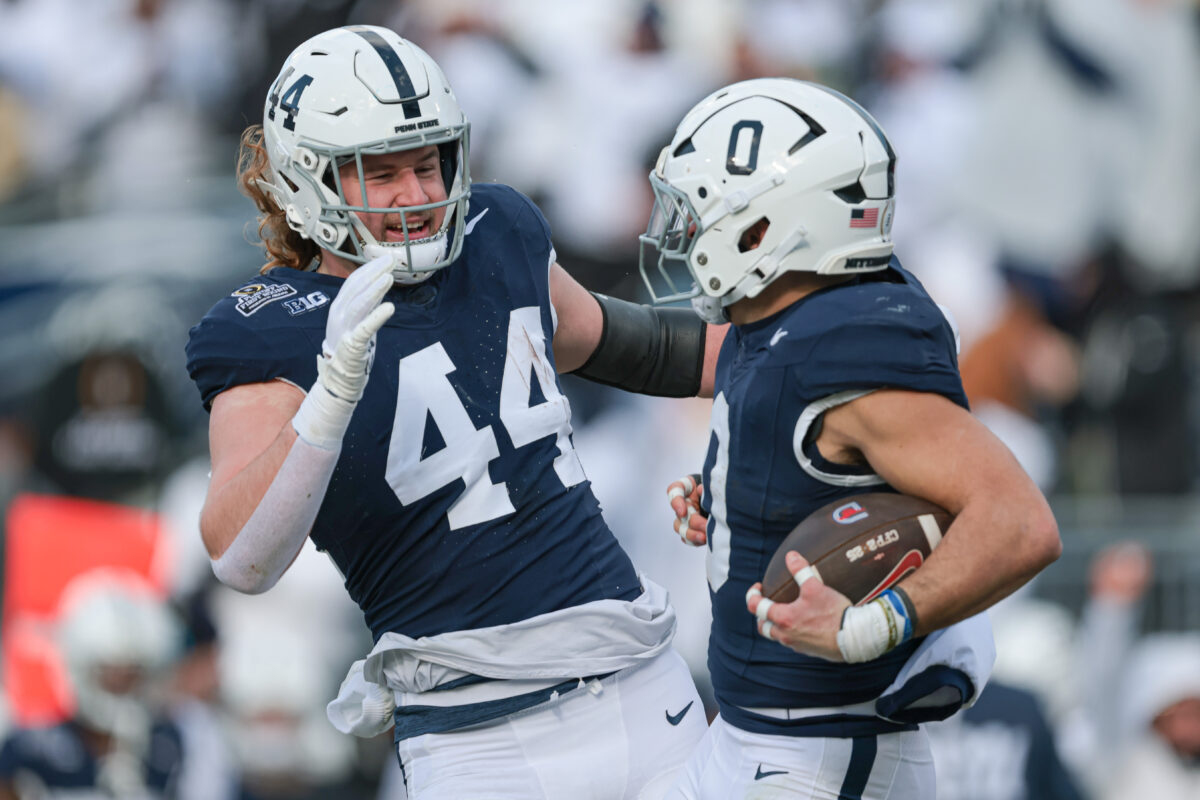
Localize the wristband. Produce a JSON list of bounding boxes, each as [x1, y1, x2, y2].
[[292, 378, 357, 451], [836, 588, 914, 663], [892, 585, 919, 633]]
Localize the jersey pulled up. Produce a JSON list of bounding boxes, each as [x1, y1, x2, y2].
[[701, 260, 968, 737], [186, 184, 640, 642]]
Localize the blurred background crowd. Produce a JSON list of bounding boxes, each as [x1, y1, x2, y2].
[[0, 0, 1198, 797]]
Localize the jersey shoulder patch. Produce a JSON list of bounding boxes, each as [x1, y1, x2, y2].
[[186, 269, 329, 409], [227, 279, 299, 317]]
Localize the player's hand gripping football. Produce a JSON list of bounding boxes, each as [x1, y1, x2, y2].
[[745, 551, 853, 662], [318, 254, 395, 402], [667, 473, 707, 546]]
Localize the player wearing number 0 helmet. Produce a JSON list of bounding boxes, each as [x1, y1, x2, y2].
[[243, 25, 470, 284], [640, 78, 897, 324], [652, 79, 1060, 799]]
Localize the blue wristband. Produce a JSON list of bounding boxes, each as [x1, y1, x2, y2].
[[876, 589, 914, 647]]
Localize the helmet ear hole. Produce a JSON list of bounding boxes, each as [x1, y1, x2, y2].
[[317, 222, 341, 244], [738, 217, 770, 253], [294, 147, 320, 172]]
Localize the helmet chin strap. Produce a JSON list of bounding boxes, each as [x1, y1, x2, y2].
[[728, 226, 810, 304], [691, 295, 730, 325], [689, 225, 809, 324]]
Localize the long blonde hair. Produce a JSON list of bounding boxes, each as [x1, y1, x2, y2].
[[236, 125, 321, 273]]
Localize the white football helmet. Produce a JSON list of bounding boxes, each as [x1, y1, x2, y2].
[[56, 569, 179, 737], [639, 78, 897, 323], [259, 26, 471, 282]]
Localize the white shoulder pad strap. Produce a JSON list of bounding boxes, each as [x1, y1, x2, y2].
[[548, 248, 559, 334], [792, 389, 887, 487]]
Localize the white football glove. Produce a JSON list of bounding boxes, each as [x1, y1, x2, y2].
[[318, 254, 395, 401], [293, 256, 394, 449]]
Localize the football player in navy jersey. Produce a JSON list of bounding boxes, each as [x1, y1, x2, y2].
[[186, 25, 725, 800], [643, 79, 1063, 798], [0, 573, 186, 800]]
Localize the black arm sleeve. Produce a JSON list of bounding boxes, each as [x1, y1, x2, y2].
[[571, 292, 707, 398]]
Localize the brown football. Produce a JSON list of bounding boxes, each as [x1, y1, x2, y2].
[[762, 493, 952, 606]]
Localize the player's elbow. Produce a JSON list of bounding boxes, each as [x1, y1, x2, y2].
[[200, 509, 271, 593], [211, 555, 278, 595], [1022, 505, 1062, 575]]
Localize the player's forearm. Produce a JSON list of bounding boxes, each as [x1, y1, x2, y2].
[[900, 495, 1060, 636], [203, 405, 352, 594], [200, 422, 300, 559]]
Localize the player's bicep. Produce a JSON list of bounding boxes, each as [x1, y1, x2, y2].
[[207, 380, 305, 492], [821, 389, 1032, 514], [820, 389, 1061, 630], [549, 262, 603, 372]]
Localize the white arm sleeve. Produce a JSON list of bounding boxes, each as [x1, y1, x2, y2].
[[212, 256, 396, 594], [210, 427, 339, 594]]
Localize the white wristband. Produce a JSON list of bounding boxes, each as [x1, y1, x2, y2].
[[292, 377, 357, 451], [836, 590, 913, 663]]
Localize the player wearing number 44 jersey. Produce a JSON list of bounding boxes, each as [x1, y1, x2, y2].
[[186, 25, 722, 800], [645, 79, 1063, 798]]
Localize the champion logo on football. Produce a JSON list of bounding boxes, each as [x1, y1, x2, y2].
[[832, 501, 869, 524]]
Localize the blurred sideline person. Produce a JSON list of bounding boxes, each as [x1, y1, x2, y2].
[[645, 78, 1061, 798], [1105, 633, 1200, 800], [217, 627, 360, 800], [0, 569, 184, 799], [185, 25, 727, 800], [924, 679, 1086, 800]]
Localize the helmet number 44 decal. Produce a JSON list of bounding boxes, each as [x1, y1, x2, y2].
[[268, 69, 314, 132], [726, 120, 763, 176]]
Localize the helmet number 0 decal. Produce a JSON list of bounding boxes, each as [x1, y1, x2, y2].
[[725, 120, 763, 176], [268, 71, 314, 132]]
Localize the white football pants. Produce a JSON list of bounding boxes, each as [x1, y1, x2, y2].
[[395, 649, 707, 799], [665, 713, 935, 800]]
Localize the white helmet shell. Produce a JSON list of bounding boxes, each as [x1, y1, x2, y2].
[[260, 26, 471, 280], [56, 569, 179, 736], [640, 78, 897, 316]]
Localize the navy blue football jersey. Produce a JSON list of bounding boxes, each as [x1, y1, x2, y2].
[[700, 259, 968, 736], [0, 719, 183, 797], [186, 184, 640, 641]]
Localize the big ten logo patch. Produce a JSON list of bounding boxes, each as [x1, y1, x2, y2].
[[284, 291, 330, 316]]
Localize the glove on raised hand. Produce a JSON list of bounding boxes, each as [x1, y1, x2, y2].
[[293, 255, 394, 448]]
